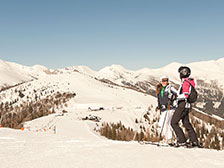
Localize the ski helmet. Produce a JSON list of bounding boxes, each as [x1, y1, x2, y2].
[[178, 66, 191, 79], [160, 75, 169, 82]]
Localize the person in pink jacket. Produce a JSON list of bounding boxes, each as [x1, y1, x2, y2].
[[171, 66, 199, 148]]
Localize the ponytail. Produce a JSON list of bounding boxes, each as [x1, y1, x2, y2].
[[156, 83, 162, 96]]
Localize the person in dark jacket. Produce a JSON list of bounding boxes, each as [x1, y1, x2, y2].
[[171, 66, 199, 147], [156, 75, 178, 144]]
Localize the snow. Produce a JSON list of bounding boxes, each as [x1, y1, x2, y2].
[[0, 59, 49, 88], [1, 57, 224, 89], [29, 65, 49, 74], [0, 112, 224, 168], [97, 64, 138, 85], [0, 70, 156, 130], [214, 102, 221, 109], [193, 108, 224, 121], [99, 58, 224, 87], [1, 58, 224, 167], [63, 65, 97, 77], [187, 59, 224, 85], [67, 58, 223, 90]]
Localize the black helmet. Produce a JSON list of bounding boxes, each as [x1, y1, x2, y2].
[[178, 66, 191, 79]]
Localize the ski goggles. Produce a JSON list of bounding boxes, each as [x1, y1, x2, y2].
[[162, 79, 168, 82]]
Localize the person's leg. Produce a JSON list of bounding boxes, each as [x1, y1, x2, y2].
[[171, 102, 186, 143], [159, 110, 168, 137], [166, 110, 174, 140], [182, 109, 198, 143]]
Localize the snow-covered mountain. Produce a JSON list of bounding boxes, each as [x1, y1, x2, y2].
[[0, 58, 224, 167], [95, 59, 224, 119], [0, 60, 223, 136], [0, 59, 49, 89], [96, 58, 224, 87], [84, 59, 224, 119], [1, 58, 224, 119], [1, 58, 224, 88], [58, 58, 224, 87]]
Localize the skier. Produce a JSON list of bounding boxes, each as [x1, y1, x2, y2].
[[171, 66, 199, 148], [156, 75, 178, 144]]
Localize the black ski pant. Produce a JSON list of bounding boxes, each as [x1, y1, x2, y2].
[[171, 101, 198, 143]]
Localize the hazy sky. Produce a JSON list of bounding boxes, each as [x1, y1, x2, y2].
[[0, 0, 224, 70]]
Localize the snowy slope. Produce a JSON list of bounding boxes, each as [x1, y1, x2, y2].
[[0, 59, 49, 89], [1, 58, 224, 121], [0, 59, 224, 168], [0, 114, 224, 168], [160, 58, 224, 86], [0, 69, 157, 131], [55, 58, 224, 94], [69, 58, 224, 118], [95, 58, 224, 87], [2, 58, 224, 89]]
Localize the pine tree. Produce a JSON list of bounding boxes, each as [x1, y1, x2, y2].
[[112, 126, 117, 140], [140, 130, 144, 141], [214, 134, 221, 150], [135, 133, 139, 141], [222, 134, 224, 150], [108, 126, 112, 139]]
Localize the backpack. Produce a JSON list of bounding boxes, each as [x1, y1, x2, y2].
[[184, 80, 198, 103]]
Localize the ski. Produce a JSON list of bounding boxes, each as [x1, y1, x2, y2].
[[157, 143, 170, 147], [139, 141, 170, 147], [139, 140, 204, 149]]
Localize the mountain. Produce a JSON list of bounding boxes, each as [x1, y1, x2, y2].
[[1, 58, 224, 88], [91, 59, 224, 119], [1, 58, 224, 118], [0, 58, 224, 155], [1, 58, 224, 119], [0, 59, 49, 89], [95, 58, 224, 86]]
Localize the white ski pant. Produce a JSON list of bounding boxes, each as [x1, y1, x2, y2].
[[159, 109, 174, 140]]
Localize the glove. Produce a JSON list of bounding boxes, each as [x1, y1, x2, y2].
[[185, 102, 191, 108], [168, 94, 177, 105], [160, 105, 166, 109], [172, 94, 177, 101], [168, 94, 172, 99], [173, 100, 178, 108]]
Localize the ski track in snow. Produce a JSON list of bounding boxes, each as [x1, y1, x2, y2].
[[0, 112, 224, 168]]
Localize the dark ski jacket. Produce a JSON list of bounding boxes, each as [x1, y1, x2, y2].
[[156, 83, 178, 112]]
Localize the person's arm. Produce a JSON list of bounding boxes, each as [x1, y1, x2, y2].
[[177, 81, 190, 100], [156, 84, 161, 111], [156, 95, 161, 111], [167, 86, 177, 106], [182, 81, 190, 98], [171, 86, 178, 95]]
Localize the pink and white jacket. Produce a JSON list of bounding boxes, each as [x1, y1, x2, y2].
[[177, 77, 196, 100]]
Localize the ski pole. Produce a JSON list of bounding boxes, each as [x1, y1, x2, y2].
[[142, 108, 159, 142]]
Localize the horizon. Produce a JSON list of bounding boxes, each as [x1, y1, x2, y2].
[[0, 0, 224, 70], [1, 57, 224, 71]]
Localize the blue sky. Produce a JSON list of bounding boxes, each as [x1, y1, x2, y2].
[[0, 0, 224, 70]]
